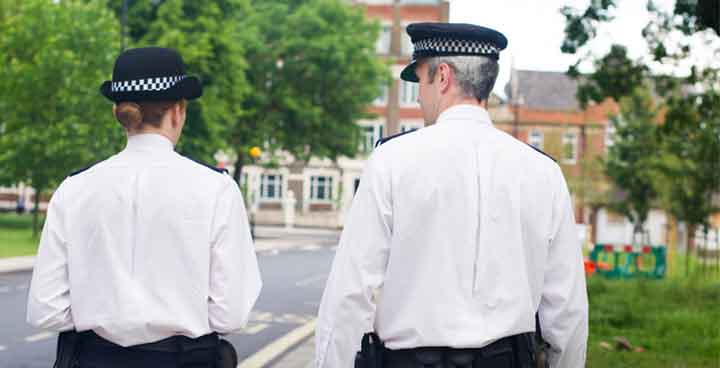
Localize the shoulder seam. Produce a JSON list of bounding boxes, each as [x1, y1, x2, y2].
[[375, 129, 418, 148], [187, 157, 229, 175]]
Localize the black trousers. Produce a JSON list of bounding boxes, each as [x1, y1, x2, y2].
[[75, 332, 218, 368]]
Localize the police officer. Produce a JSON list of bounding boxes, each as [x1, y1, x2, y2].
[[315, 23, 588, 368], [27, 47, 262, 368]]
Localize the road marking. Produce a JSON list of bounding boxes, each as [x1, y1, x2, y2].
[[242, 323, 270, 335], [295, 274, 326, 287], [299, 245, 321, 251], [251, 311, 274, 322], [238, 319, 316, 368], [278, 313, 311, 324], [16, 284, 28, 291], [24, 332, 53, 343], [0, 345, 6, 351], [0, 286, 10, 293]]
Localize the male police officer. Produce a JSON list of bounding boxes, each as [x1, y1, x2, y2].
[[27, 47, 262, 367], [315, 23, 588, 368]]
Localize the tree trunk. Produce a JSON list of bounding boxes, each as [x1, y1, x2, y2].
[[233, 150, 245, 184], [589, 206, 599, 245], [32, 187, 40, 237], [686, 223, 696, 277]]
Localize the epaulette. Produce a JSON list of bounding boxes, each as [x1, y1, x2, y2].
[[69, 164, 97, 177], [527, 144, 556, 162], [374, 129, 418, 148], [190, 158, 229, 175]]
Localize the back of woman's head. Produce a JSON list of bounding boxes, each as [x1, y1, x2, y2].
[[114, 100, 186, 131]]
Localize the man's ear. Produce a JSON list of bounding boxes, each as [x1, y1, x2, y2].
[[440, 63, 452, 94]]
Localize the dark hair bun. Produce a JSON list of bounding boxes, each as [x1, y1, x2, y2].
[[115, 102, 143, 130]]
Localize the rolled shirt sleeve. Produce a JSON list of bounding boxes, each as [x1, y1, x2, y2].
[[27, 181, 75, 331], [315, 153, 392, 368], [539, 166, 589, 368], [208, 177, 262, 333]]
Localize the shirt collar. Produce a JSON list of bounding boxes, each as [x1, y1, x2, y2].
[[125, 133, 174, 152], [436, 104, 492, 126]]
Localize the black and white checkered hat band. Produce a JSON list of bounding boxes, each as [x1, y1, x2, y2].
[[413, 38, 499, 55], [111, 75, 187, 93]]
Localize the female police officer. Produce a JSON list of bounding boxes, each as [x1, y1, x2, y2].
[[27, 47, 262, 368]]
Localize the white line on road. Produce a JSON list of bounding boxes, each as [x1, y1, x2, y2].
[[24, 332, 53, 343], [295, 274, 326, 287], [16, 284, 28, 291], [241, 323, 270, 335], [0, 286, 10, 293], [0, 345, 7, 352], [238, 319, 316, 368]]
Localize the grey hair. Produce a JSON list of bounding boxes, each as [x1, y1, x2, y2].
[[425, 55, 499, 101]]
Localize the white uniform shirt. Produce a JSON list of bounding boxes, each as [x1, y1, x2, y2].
[[27, 133, 262, 347], [315, 105, 588, 367]]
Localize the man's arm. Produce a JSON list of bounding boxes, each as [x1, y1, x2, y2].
[[539, 167, 589, 367], [315, 153, 392, 368], [27, 181, 74, 331], [208, 178, 262, 333]]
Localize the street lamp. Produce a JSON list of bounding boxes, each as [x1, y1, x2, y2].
[[248, 146, 262, 239]]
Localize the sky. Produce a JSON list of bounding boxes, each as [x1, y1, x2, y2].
[[448, 0, 678, 98]]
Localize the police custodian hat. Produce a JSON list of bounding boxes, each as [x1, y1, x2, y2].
[[100, 47, 203, 103], [400, 23, 508, 83]]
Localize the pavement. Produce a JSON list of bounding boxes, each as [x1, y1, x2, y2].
[[0, 225, 333, 368]]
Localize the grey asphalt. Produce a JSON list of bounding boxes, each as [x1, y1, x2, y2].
[[0, 241, 336, 368]]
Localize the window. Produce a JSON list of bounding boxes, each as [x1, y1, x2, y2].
[[400, 80, 419, 106], [375, 24, 391, 54], [361, 124, 384, 153], [260, 174, 283, 200], [400, 123, 422, 133], [528, 130, 543, 150], [310, 176, 333, 201], [373, 85, 388, 106], [605, 120, 616, 151], [562, 131, 578, 164], [401, 27, 413, 55]]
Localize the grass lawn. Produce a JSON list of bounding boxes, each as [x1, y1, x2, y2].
[[0, 212, 41, 258], [586, 273, 720, 367]]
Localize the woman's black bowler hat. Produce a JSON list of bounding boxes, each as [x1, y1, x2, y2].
[[100, 47, 202, 103]]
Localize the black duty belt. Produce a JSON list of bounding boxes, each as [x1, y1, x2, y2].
[[80, 331, 219, 353], [381, 334, 537, 368]]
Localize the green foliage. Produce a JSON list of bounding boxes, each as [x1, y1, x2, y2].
[[0, 1, 122, 192], [652, 91, 720, 232], [235, 0, 388, 166], [604, 87, 659, 231], [573, 45, 648, 108], [560, 0, 617, 54], [561, 0, 720, 247], [112, 0, 388, 179], [112, 0, 254, 163]]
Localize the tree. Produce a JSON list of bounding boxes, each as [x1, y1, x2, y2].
[[603, 87, 659, 239], [652, 90, 720, 274], [561, 1, 720, 268], [0, 0, 122, 234], [111, 0, 254, 163], [230, 0, 388, 182], [112, 0, 389, 183]]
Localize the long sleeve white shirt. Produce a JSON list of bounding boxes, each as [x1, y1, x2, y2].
[[27, 133, 262, 347], [315, 105, 588, 367]]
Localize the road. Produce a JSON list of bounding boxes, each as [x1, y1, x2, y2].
[[0, 236, 337, 368]]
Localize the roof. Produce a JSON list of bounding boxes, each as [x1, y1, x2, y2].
[[505, 70, 580, 111]]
